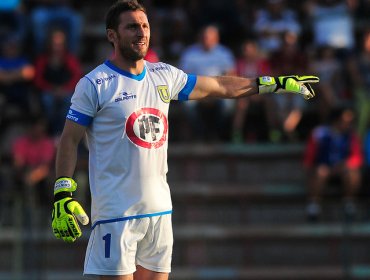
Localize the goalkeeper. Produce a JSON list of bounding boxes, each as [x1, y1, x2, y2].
[[52, 1, 319, 279]]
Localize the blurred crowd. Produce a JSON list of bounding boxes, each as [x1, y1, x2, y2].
[[0, 0, 370, 224]]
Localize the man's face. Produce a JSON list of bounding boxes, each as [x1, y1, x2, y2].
[[109, 10, 150, 61], [201, 26, 219, 51]]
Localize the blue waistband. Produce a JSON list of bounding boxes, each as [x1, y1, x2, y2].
[[91, 210, 173, 230]]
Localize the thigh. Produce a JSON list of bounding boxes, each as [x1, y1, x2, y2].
[[134, 265, 169, 280], [84, 219, 149, 276], [136, 214, 173, 274]]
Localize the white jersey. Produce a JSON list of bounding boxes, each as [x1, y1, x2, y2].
[[67, 60, 196, 228]]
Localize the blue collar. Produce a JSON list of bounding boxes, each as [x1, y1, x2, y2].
[[104, 60, 146, 81]]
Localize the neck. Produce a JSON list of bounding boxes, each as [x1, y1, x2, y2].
[[110, 54, 145, 75]]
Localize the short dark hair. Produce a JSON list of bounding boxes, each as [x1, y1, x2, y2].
[[105, 0, 146, 31], [328, 106, 353, 124]]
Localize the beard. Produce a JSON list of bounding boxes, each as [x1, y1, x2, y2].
[[117, 38, 148, 61]]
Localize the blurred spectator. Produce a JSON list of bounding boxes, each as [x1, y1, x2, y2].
[[269, 31, 310, 141], [12, 115, 55, 215], [0, 36, 35, 119], [309, 45, 345, 122], [145, 47, 160, 63], [27, 0, 82, 54], [233, 0, 260, 39], [352, 0, 370, 31], [232, 39, 276, 143], [253, 0, 301, 53], [33, 29, 82, 135], [347, 29, 370, 137], [179, 24, 235, 77], [304, 0, 356, 52], [304, 106, 363, 221], [179, 24, 236, 142], [154, 0, 190, 62], [0, 0, 27, 44]]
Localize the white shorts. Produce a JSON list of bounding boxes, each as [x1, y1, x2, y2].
[[84, 214, 173, 276]]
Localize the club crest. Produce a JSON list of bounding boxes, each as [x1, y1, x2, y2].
[[157, 85, 170, 103]]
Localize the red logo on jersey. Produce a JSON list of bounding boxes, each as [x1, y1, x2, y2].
[[125, 108, 168, 149]]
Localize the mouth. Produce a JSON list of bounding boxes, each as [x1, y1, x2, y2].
[[133, 41, 146, 47]]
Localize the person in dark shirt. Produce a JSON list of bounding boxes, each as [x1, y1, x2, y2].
[[304, 106, 363, 220], [34, 29, 82, 135], [0, 36, 35, 117]]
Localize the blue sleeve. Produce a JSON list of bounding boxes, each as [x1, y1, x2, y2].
[[177, 74, 197, 101], [66, 108, 93, 126], [366, 131, 370, 166]]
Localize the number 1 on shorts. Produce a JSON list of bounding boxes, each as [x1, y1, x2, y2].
[[102, 233, 111, 258]]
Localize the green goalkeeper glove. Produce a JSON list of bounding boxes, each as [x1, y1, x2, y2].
[[52, 177, 89, 243], [257, 75, 319, 100]]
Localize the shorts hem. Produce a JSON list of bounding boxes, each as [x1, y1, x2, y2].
[[83, 268, 136, 276], [136, 259, 171, 273]]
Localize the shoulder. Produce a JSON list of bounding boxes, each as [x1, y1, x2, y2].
[[83, 62, 118, 86], [85, 63, 112, 79], [145, 61, 183, 76], [312, 126, 330, 140], [215, 44, 233, 54], [181, 44, 202, 56], [13, 136, 28, 147], [145, 61, 172, 72]]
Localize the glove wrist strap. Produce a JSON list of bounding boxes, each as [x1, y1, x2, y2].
[[257, 76, 278, 94], [54, 177, 77, 194], [54, 191, 72, 202]]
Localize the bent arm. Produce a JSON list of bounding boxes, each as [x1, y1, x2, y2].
[[189, 76, 258, 100], [55, 120, 87, 178]]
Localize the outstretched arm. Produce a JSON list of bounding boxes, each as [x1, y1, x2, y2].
[[189, 75, 319, 100], [189, 76, 257, 100]]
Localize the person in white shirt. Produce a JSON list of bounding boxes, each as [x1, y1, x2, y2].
[[51, 1, 319, 279], [179, 24, 236, 141]]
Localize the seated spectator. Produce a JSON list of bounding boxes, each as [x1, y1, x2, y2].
[[304, 0, 356, 53], [309, 45, 344, 122], [28, 0, 82, 54], [347, 29, 370, 137], [304, 106, 363, 221], [232, 39, 276, 143], [34, 29, 82, 135], [0, 36, 35, 119], [12, 115, 55, 215], [253, 0, 301, 53], [179, 24, 236, 142]]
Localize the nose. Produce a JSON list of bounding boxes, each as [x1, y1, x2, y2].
[[137, 25, 145, 36]]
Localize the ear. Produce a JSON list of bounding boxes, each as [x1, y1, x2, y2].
[[106, 29, 117, 44]]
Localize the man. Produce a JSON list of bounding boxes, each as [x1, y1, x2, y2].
[[304, 106, 363, 221], [51, 1, 319, 279], [179, 24, 236, 141]]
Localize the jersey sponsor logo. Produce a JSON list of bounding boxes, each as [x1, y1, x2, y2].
[[157, 85, 170, 103], [115, 91, 137, 102], [261, 76, 273, 83], [66, 109, 79, 122], [96, 74, 117, 85], [54, 179, 73, 192], [148, 65, 170, 72], [125, 108, 168, 149]]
